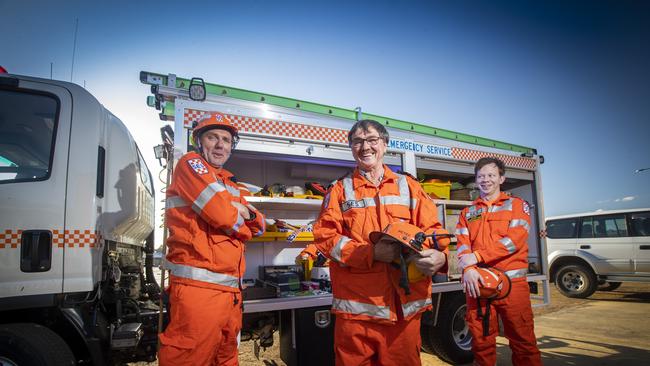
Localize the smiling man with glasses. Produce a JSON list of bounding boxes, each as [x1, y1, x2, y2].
[[313, 119, 447, 365]]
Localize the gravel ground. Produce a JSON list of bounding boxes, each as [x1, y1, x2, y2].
[[132, 282, 650, 366]]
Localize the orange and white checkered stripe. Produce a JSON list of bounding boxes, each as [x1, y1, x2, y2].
[[451, 147, 537, 170], [0, 229, 101, 249], [183, 109, 537, 170], [184, 109, 349, 144], [0, 229, 22, 249], [62, 230, 99, 248]]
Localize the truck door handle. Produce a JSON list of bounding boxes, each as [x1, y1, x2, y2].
[[640, 245, 650, 250], [580, 245, 591, 249], [20, 230, 52, 272]]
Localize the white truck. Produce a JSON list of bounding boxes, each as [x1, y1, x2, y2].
[[0, 70, 162, 365], [142, 71, 551, 365]]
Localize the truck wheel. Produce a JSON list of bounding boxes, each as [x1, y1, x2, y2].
[[0, 323, 75, 366], [598, 281, 622, 291], [421, 292, 473, 364], [554, 264, 597, 298]]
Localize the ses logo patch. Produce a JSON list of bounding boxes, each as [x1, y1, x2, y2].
[[188, 158, 208, 175]]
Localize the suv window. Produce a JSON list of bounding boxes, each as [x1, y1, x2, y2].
[[591, 214, 628, 238], [0, 89, 58, 183], [629, 212, 650, 237], [579, 217, 594, 238], [546, 218, 578, 239]]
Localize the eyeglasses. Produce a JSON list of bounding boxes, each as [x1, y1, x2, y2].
[[350, 136, 383, 148]]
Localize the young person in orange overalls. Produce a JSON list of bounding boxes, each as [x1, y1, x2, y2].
[[456, 157, 542, 366]]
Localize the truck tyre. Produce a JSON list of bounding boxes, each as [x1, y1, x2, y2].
[[598, 281, 622, 291], [420, 292, 473, 364], [0, 323, 75, 366], [554, 264, 597, 298]]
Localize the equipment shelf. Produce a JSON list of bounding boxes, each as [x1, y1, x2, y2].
[[249, 231, 314, 243], [246, 196, 323, 211]]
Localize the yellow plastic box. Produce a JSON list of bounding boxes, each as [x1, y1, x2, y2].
[[420, 182, 452, 199]]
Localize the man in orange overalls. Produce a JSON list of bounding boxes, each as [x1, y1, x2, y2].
[[314, 119, 448, 366], [456, 157, 542, 366], [158, 113, 266, 366]]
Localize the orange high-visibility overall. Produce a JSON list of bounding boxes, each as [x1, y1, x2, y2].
[[314, 166, 447, 366], [456, 192, 541, 366], [158, 152, 265, 366]]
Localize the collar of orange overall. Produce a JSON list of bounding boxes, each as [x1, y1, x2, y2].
[[352, 165, 397, 188], [474, 191, 510, 207], [187, 151, 234, 179]]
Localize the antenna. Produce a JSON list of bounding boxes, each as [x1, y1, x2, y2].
[[50, 62, 53, 79], [70, 18, 79, 82], [635, 168, 649, 173]]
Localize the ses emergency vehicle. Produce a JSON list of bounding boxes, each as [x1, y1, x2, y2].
[[142, 71, 550, 365], [0, 70, 161, 365]]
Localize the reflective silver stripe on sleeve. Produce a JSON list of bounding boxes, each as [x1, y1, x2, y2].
[[455, 227, 469, 236], [163, 258, 239, 288], [361, 198, 376, 207], [226, 184, 240, 197], [166, 196, 188, 209], [505, 268, 528, 279], [232, 214, 245, 233], [402, 296, 432, 318], [489, 199, 513, 213], [332, 298, 391, 320], [499, 237, 516, 254], [331, 236, 351, 262], [193, 181, 227, 213], [342, 177, 355, 201], [509, 219, 530, 232], [456, 244, 471, 254]]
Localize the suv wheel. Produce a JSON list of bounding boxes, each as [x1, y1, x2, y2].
[[554, 264, 597, 298]]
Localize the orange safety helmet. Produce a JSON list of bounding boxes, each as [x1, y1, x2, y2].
[[475, 267, 511, 300], [191, 112, 239, 149], [370, 222, 453, 294], [369, 222, 426, 252], [369, 222, 452, 252]]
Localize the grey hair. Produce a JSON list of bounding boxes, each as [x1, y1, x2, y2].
[[347, 119, 389, 147]]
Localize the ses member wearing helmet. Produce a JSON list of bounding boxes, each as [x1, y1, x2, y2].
[[158, 113, 265, 366], [456, 157, 541, 366]]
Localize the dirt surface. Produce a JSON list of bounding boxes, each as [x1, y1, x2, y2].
[[132, 282, 650, 366]]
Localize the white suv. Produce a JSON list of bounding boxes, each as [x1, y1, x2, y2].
[[546, 208, 650, 298]]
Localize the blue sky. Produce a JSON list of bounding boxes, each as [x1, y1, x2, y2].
[[2, 0, 649, 218]]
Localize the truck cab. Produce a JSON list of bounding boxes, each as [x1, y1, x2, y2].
[[0, 71, 161, 365]]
